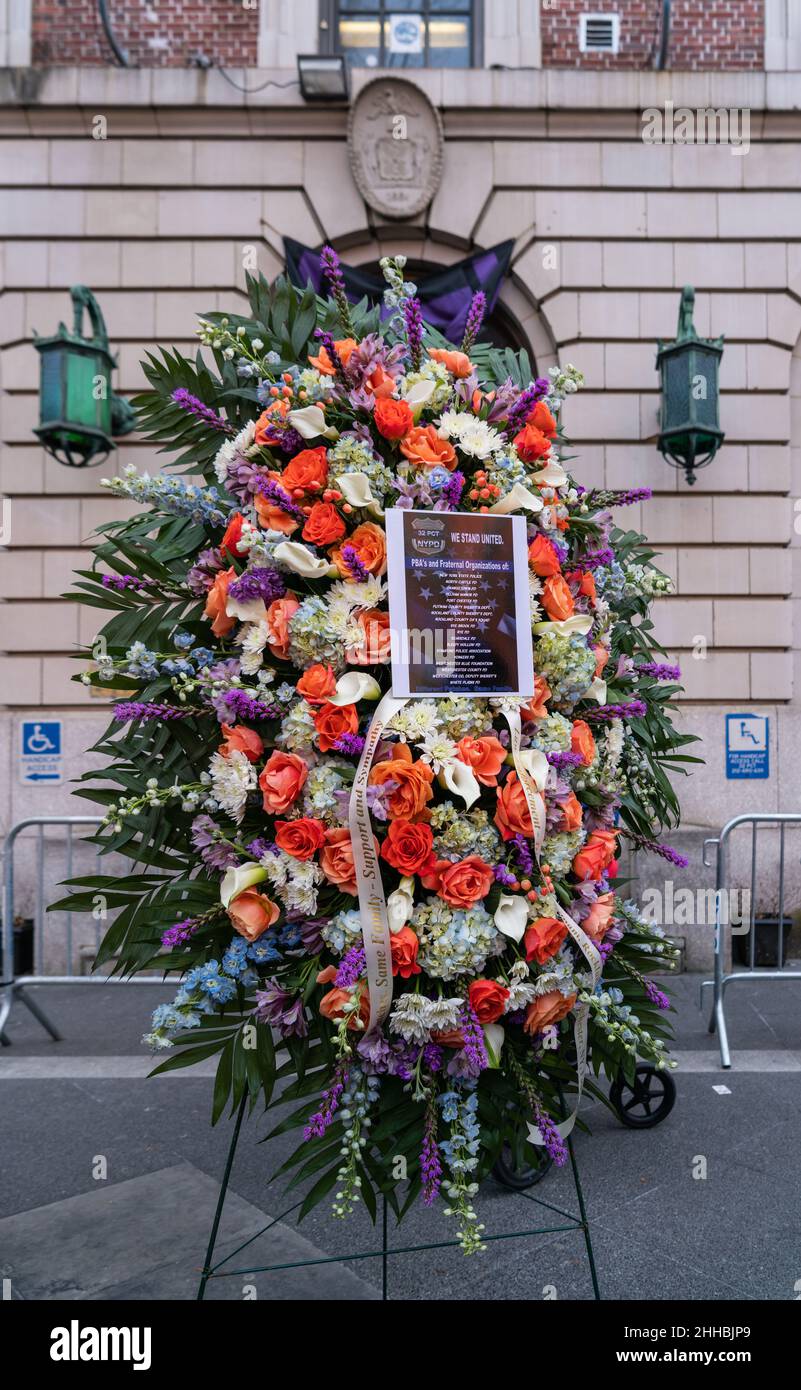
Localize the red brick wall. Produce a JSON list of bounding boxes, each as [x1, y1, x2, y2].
[[32, 0, 259, 68], [540, 0, 764, 70]]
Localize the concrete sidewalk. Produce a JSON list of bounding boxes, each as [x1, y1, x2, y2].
[[2, 972, 800, 1301]]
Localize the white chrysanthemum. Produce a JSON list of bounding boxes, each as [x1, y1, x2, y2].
[[283, 859, 321, 914], [418, 729, 458, 773], [209, 749, 256, 824], [425, 997, 464, 1030], [212, 420, 256, 484], [236, 620, 269, 675], [389, 995, 431, 1044], [436, 411, 504, 460], [388, 701, 440, 744]]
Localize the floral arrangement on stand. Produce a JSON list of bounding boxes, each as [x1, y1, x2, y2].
[[59, 254, 695, 1255]]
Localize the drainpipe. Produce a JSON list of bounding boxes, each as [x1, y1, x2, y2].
[[656, 0, 671, 69], [97, 0, 130, 67]]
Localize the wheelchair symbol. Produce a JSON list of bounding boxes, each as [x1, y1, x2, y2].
[[25, 724, 57, 754]]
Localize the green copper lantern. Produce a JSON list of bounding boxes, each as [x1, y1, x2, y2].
[[656, 286, 724, 486], [33, 285, 136, 468]]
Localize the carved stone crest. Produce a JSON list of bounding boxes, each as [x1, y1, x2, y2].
[[347, 77, 444, 220]]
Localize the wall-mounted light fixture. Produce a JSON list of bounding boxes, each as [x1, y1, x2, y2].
[[297, 53, 350, 101], [656, 286, 724, 486], [33, 285, 136, 468]]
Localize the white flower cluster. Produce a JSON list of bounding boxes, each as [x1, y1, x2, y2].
[[389, 993, 464, 1044], [260, 846, 322, 915], [436, 410, 505, 461], [212, 420, 257, 484], [207, 749, 256, 824]]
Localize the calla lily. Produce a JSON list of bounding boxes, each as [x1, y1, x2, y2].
[[438, 758, 481, 808], [586, 677, 607, 704], [531, 458, 568, 488], [494, 894, 529, 943], [483, 1023, 505, 1068], [225, 594, 268, 624], [516, 747, 550, 793], [405, 378, 436, 420], [287, 404, 339, 441], [387, 876, 415, 933], [489, 482, 544, 516], [273, 540, 337, 580], [336, 472, 375, 508], [327, 671, 381, 706], [533, 614, 594, 640], [220, 862, 268, 909]]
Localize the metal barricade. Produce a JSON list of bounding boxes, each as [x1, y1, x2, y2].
[[701, 813, 801, 1068], [1, 815, 171, 1043]]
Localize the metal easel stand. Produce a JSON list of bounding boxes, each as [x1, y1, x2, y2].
[[196, 1095, 601, 1301]]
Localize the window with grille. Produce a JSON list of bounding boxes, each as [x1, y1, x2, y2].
[[334, 1, 475, 69]]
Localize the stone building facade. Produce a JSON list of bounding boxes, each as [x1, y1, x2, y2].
[[1, 1, 801, 964]]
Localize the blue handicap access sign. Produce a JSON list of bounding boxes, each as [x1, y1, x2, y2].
[[725, 713, 769, 780], [20, 720, 63, 785]]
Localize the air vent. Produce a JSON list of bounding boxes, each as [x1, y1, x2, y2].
[[579, 13, 620, 54]]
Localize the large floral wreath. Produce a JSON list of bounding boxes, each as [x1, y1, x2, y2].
[[62, 253, 691, 1254]]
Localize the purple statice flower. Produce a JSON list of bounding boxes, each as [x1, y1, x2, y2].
[[442, 470, 465, 510], [113, 701, 193, 723], [645, 979, 671, 1010], [635, 661, 682, 681], [512, 833, 533, 878], [625, 835, 689, 869], [254, 475, 306, 521], [336, 944, 366, 988], [531, 1099, 568, 1167], [494, 863, 517, 887], [161, 916, 199, 950], [227, 566, 286, 605], [191, 815, 240, 872], [457, 1001, 488, 1076], [546, 750, 584, 770], [583, 699, 647, 723], [420, 1103, 442, 1206], [333, 732, 366, 757], [403, 296, 424, 371], [187, 546, 225, 597], [213, 689, 281, 724], [338, 544, 369, 583], [423, 1042, 443, 1073], [581, 546, 615, 569], [320, 243, 355, 335], [171, 387, 234, 434], [461, 290, 487, 353], [304, 1061, 349, 1140], [255, 979, 308, 1038], [102, 573, 152, 592]]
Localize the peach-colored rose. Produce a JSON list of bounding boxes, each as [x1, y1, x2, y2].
[[524, 916, 568, 966], [494, 771, 534, 842], [296, 663, 337, 705], [427, 347, 474, 379], [523, 990, 577, 1035], [280, 446, 328, 494], [313, 701, 358, 753], [573, 829, 619, 882], [317, 965, 370, 1030], [369, 742, 435, 822], [319, 826, 378, 896], [258, 750, 308, 813], [254, 486, 300, 535], [254, 400, 288, 447], [346, 608, 391, 665], [542, 573, 575, 622], [330, 522, 387, 579], [582, 892, 616, 942], [400, 424, 458, 471], [308, 338, 357, 375], [555, 790, 583, 833], [593, 645, 610, 677], [228, 889, 280, 942], [265, 595, 300, 660], [521, 675, 552, 723], [364, 364, 397, 399], [528, 534, 562, 578], [571, 719, 596, 767], [219, 724, 264, 763], [421, 855, 494, 908], [456, 735, 507, 787], [274, 817, 326, 861], [203, 567, 237, 638]]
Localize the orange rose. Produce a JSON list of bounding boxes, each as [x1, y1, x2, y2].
[[364, 364, 397, 399], [582, 892, 616, 942], [296, 663, 337, 705], [400, 424, 457, 471], [521, 675, 552, 722], [313, 701, 358, 753], [302, 501, 346, 547], [524, 990, 577, 1035], [319, 826, 378, 896], [494, 771, 534, 842], [391, 925, 421, 979], [258, 750, 308, 813], [527, 400, 557, 438], [468, 978, 510, 1024], [220, 512, 245, 560], [380, 819, 435, 875], [317, 965, 370, 1030], [528, 534, 562, 578], [280, 446, 328, 494], [373, 397, 414, 440], [524, 916, 568, 966], [556, 790, 583, 833], [330, 521, 387, 579], [456, 735, 507, 787], [573, 829, 619, 882], [265, 595, 300, 660], [204, 567, 237, 638], [514, 423, 552, 463], [542, 574, 575, 622], [421, 855, 493, 909], [228, 889, 280, 942], [571, 719, 596, 767], [254, 492, 299, 535], [274, 817, 327, 861], [427, 347, 474, 379], [346, 608, 391, 665], [572, 569, 597, 604], [308, 337, 357, 375], [219, 724, 264, 763], [369, 742, 435, 821], [593, 644, 609, 677], [254, 401, 288, 447]]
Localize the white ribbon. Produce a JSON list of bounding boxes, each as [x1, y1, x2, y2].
[[499, 704, 546, 859]]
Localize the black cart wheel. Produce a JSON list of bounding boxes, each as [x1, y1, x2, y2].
[[492, 1140, 553, 1190], [609, 1063, 676, 1129]]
